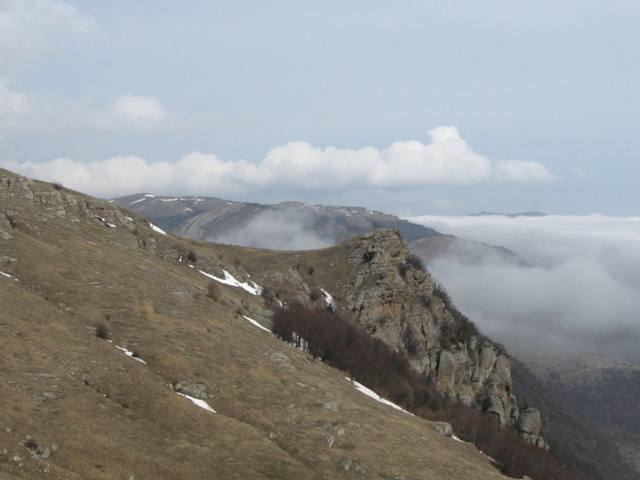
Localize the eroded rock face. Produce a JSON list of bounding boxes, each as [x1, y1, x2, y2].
[[340, 230, 546, 446]]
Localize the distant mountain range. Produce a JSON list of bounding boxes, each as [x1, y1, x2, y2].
[[113, 193, 521, 265], [470, 211, 547, 217]]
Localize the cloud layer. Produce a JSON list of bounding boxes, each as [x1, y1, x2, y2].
[[0, 0, 96, 70], [409, 214, 640, 362], [1, 127, 555, 197], [211, 210, 334, 251]]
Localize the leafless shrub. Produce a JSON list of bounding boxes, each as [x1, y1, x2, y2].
[[271, 303, 585, 480], [95, 322, 110, 339], [206, 282, 219, 301]]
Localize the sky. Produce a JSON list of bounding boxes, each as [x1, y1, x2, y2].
[[1, 0, 639, 214]]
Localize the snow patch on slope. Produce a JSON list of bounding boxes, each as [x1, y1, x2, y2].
[[115, 345, 147, 364], [177, 392, 216, 413], [320, 288, 336, 311], [0, 270, 17, 281], [199, 269, 262, 296], [346, 377, 413, 415], [242, 315, 271, 333], [148, 222, 167, 235]]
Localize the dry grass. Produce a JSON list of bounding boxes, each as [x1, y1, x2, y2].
[[0, 168, 509, 480]]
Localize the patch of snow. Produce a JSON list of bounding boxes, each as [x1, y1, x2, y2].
[[0, 270, 17, 281], [148, 222, 167, 235], [176, 392, 216, 413], [199, 269, 263, 296], [346, 377, 413, 415], [452, 435, 464, 443], [188, 264, 195, 269], [320, 288, 336, 311], [160, 198, 178, 202], [184, 207, 194, 213], [242, 315, 272, 333], [144, 194, 155, 198], [128, 197, 147, 206], [96, 216, 116, 228], [115, 345, 147, 364]]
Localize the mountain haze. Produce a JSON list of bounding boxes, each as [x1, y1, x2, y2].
[[113, 194, 520, 265]]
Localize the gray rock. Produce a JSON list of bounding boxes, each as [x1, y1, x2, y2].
[[517, 406, 542, 436], [269, 352, 295, 372], [173, 381, 210, 400], [429, 421, 453, 437]]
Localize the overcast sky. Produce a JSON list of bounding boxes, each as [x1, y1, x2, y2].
[[1, 1, 639, 214]]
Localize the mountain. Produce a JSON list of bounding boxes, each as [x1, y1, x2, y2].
[[0, 167, 584, 479], [112, 194, 520, 265], [526, 354, 640, 477], [110, 192, 640, 480]]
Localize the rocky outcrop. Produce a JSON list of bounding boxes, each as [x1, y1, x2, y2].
[[340, 230, 546, 446]]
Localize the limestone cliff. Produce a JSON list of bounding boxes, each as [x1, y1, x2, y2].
[[255, 228, 547, 448], [339, 230, 547, 447]]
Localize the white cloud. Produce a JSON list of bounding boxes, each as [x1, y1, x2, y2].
[[1, 127, 555, 196], [492, 158, 557, 183], [0, 78, 31, 128], [0, 0, 96, 70], [408, 214, 640, 362], [94, 95, 169, 129], [0, 89, 170, 132]]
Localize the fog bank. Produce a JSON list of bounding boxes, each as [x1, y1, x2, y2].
[[408, 214, 640, 362]]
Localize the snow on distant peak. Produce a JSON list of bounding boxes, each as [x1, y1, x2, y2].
[[115, 345, 147, 364], [148, 222, 167, 235], [242, 315, 271, 333], [346, 377, 413, 415], [177, 392, 216, 413], [199, 269, 263, 296], [320, 288, 336, 311], [128, 197, 147, 206]]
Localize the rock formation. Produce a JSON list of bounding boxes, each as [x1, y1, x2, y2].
[[338, 230, 547, 447]]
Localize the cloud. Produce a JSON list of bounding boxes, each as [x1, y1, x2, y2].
[[408, 214, 640, 362], [493, 159, 557, 183], [0, 78, 31, 128], [0, 0, 96, 70], [92, 95, 169, 130], [211, 210, 335, 251], [0, 88, 170, 132], [1, 127, 556, 196]]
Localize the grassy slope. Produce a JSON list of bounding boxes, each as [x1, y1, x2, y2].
[[0, 171, 506, 479]]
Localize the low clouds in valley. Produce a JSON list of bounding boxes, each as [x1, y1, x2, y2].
[[409, 214, 640, 363], [211, 210, 335, 251]]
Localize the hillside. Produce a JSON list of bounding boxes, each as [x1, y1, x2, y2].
[[0, 168, 520, 479], [527, 354, 640, 476]]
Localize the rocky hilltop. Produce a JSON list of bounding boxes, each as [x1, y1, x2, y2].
[[249, 228, 545, 447]]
